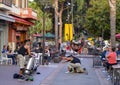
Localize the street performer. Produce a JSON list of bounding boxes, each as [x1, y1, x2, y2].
[[17, 39, 31, 79], [60, 53, 87, 73]]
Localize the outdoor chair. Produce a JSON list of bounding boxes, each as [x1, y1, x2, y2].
[[0, 53, 12, 65]]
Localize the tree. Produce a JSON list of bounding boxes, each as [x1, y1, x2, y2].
[[116, 0, 120, 33], [82, 0, 110, 39], [53, 0, 84, 43], [109, 0, 116, 47], [28, 1, 52, 34]]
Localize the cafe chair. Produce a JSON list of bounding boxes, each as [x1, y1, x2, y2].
[[0, 53, 12, 65]]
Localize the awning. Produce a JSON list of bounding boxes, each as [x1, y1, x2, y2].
[[0, 14, 15, 22], [13, 16, 34, 26]]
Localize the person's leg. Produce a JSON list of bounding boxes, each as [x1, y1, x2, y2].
[[75, 63, 84, 73], [68, 63, 75, 72], [7, 55, 15, 64], [17, 54, 25, 76], [106, 62, 110, 71]]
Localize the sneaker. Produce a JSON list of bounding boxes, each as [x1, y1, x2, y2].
[[83, 68, 88, 75], [18, 75, 25, 81], [83, 68, 86, 71], [65, 71, 70, 73]]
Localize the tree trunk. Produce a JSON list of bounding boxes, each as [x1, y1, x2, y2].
[[59, 14, 63, 43], [58, 3, 64, 44], [54, 0, 58, 49], [109, 0, 116, 47]]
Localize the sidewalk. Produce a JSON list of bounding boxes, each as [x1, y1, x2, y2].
[[40, 57, 113, 85], [0, 56, 113, 85], [50, 58, 101, 85], [0, 63, 59, 85]]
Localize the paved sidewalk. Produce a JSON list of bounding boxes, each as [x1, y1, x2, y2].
[[40, 57, 113, 85], [50, 58, 101, 85], [0, 56, 113, 85], [0, 63, 59, 85]]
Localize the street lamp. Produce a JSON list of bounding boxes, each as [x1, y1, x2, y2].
[[38, 0, 51, 65]]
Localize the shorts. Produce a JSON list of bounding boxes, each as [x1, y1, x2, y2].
[[68, 63, 84, 73], [17, 54, 25, 69]]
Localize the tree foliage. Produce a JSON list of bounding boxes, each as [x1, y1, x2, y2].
[[28, 1, 52, 34], [116, 0, 120, 33], [85, 0, 110, 39]]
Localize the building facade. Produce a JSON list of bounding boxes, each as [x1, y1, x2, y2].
[[0, 0, 15, 54], [0, 0, 37, 52], [8, 0, 37, 51]]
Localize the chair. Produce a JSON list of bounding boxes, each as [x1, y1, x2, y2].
[[0, 53, 12, 65], [34, 53, 42, 65]]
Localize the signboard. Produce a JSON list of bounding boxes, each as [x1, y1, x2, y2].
[[64, 24, 73, 41]]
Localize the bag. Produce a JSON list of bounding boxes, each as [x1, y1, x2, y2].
[[13, 73, 20, 79]]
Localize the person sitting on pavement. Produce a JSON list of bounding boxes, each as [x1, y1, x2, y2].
[[60, 53, 86, 73], [17, 39, 31, 79]]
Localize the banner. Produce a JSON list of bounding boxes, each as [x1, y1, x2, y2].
[[64, 24, 73, 41]]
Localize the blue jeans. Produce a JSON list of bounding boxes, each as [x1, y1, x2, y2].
[[7, 55, 16, 64]]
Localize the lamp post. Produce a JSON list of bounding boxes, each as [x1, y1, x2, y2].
[[38, 0, 50, 65]]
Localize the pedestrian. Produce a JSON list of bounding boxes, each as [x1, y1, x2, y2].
[[60, 53, 86, 73], [17, 39, 31, 79]]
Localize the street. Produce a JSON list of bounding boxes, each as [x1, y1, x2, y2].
[[0, 55, 113, 85]]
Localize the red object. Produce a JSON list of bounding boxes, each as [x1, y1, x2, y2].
[[107, 52, 117, 64], [78, 47, 82, 54], [13, 16, 34, 26], [16, 33, 21, 36], [66, 45, 71, 50], [33, 34, 41, 37], [116, 33, 120, 39]]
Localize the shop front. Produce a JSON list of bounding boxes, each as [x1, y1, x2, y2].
[[0, 14, 15, 54]]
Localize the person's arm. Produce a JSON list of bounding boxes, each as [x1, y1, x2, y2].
[[106, 53, 110, 60], [27, 47, 31, 55], [25, 45, 31, 55], [62, 57, 72, 62]]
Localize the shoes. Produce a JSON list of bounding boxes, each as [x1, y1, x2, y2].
[[83, 68, 88, 75], [65, 71, 74, 74], [83, 68, 86, 71], [18, 75, 25, 81], [65, 71, 70, 73]]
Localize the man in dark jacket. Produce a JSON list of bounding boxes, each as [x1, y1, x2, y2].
[[60, 53, 85, 73]]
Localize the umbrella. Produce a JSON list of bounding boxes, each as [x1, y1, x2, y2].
[[45, 32, 55, 38], [38, 32, 55, 38], [116, 33, 120, 39]]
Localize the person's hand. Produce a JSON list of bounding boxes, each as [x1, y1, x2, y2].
[[61, 60, 68, 63]]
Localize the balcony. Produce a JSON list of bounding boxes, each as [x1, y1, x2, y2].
[[0, 0, 12, 11], [20, 8, 37, 20]]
